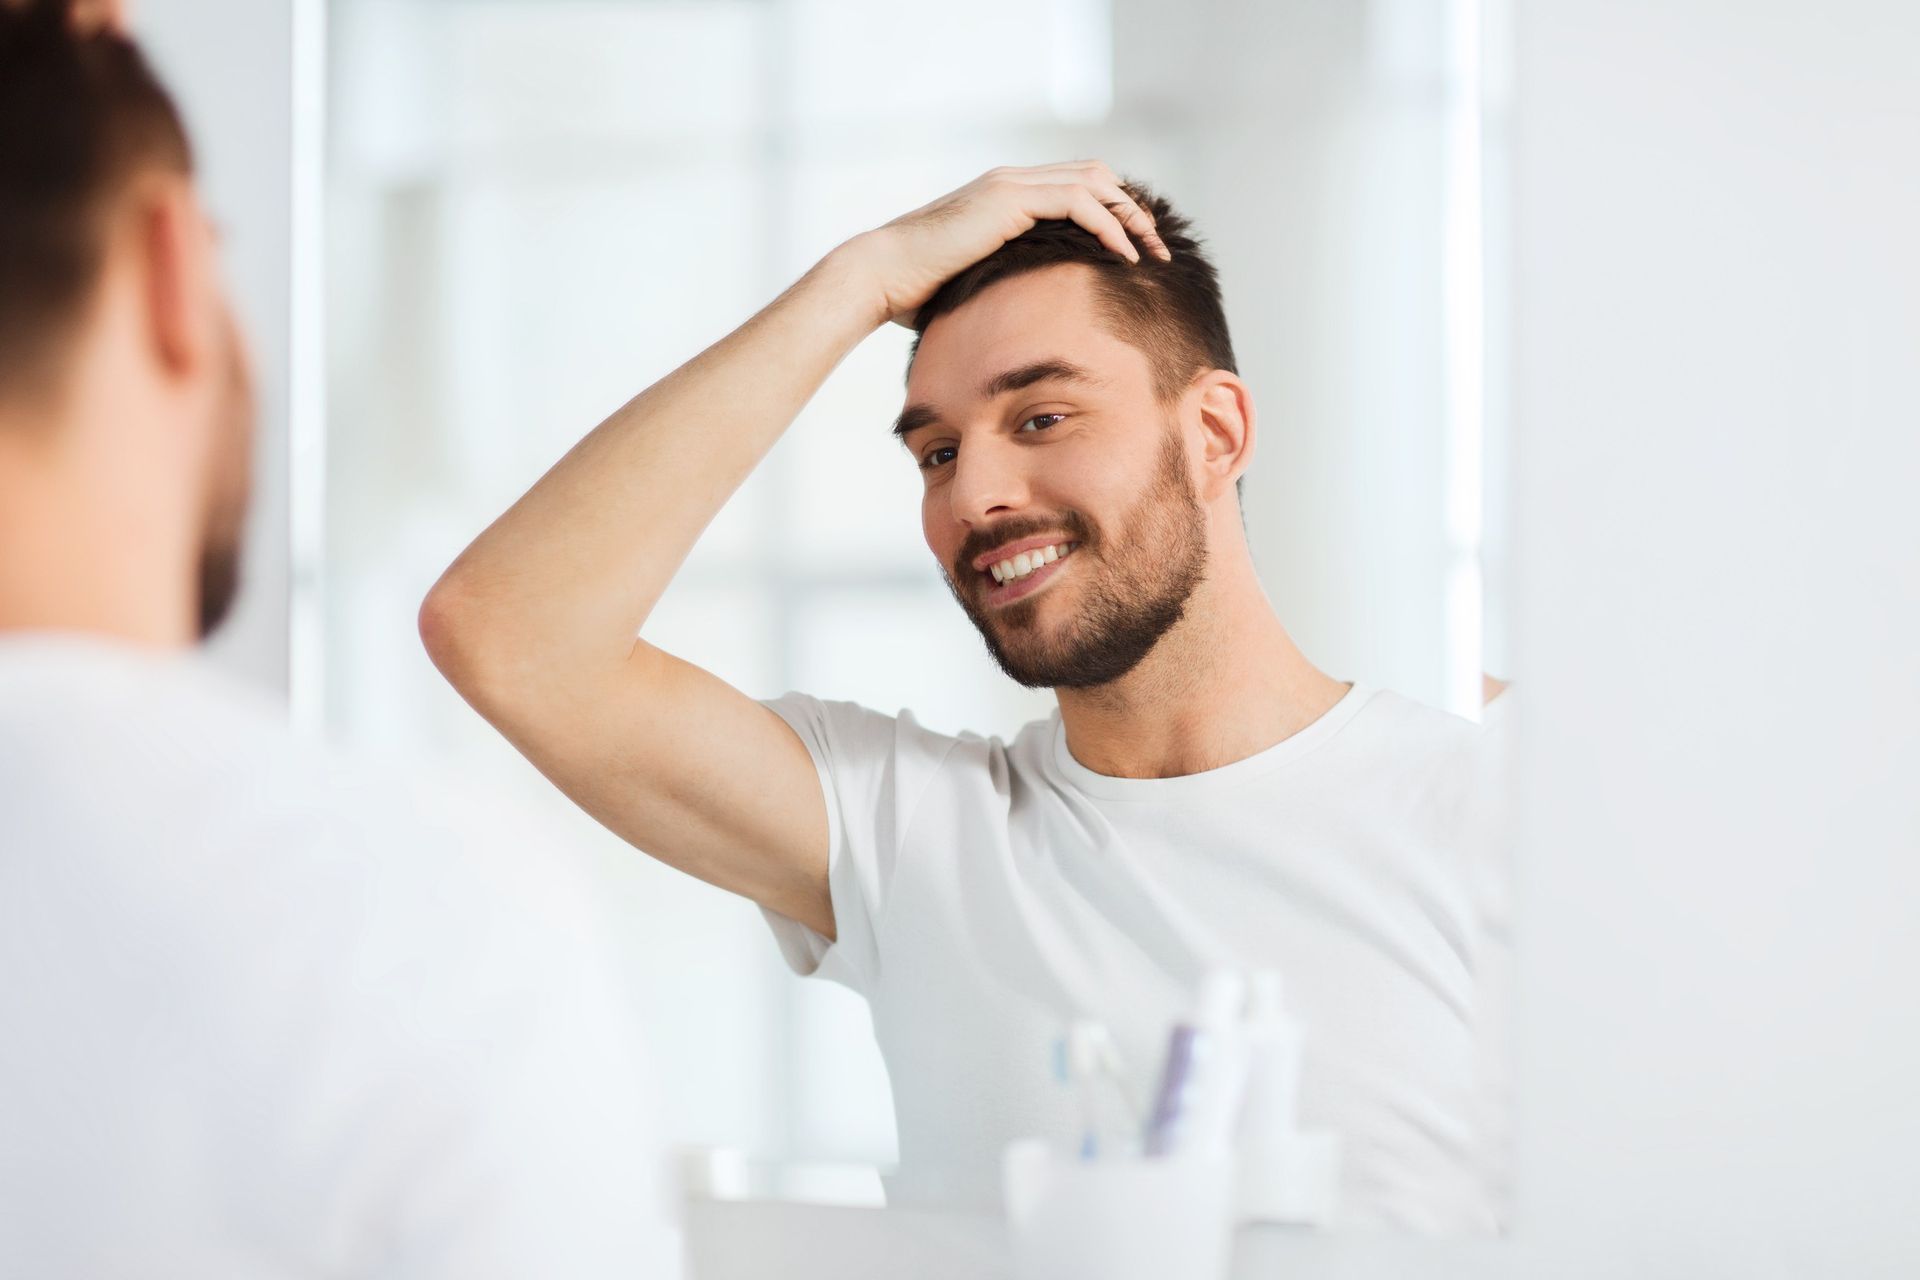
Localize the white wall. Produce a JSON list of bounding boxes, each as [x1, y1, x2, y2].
[[1115, 0, 1476, 712], [1497, 0, 1920, 1272]]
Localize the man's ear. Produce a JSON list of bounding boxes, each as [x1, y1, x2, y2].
[[131, 175, 215, 383], [67, 0, 131, 35], [1190, 370, 1255, 502]]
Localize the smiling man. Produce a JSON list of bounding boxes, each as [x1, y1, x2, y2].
[[423, 162, 1508, 1232]]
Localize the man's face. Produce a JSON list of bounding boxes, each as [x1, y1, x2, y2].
[[901, 264, 1208, 689]]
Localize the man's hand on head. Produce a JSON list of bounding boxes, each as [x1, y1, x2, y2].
[[838, 160, 1174, 330]]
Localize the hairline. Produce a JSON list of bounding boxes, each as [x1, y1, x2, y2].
[[896, 266, 1204, 443]]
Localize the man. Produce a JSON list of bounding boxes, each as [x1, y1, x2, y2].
[[0, 4, 678, 1272], [424, 163, 1507, 1231]]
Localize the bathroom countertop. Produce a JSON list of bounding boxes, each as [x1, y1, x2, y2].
[[683, 1197, 1503, 1280]]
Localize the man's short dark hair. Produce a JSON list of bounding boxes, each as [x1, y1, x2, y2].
[[907, 178, 1243, 499], [0, 0, 193, 400]]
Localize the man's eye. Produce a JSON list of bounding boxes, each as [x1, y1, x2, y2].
[[919, 446, 958, 470], [1019, 413, 1067, 433]]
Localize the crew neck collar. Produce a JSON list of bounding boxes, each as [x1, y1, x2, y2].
[[1049, 681, 1375, 801]]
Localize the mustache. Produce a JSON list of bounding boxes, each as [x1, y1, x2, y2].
[[952, 510, 1095, 580]]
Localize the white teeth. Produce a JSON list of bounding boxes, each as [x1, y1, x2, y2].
[[987, 542, 1073, 586]]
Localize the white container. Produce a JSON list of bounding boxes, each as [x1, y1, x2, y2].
[[1236, 1130, 1343, 1227], [1237, 971, 1303, 1143], [1233, 971, 1342, 1226], [1002, 1140, 1236, 1280]]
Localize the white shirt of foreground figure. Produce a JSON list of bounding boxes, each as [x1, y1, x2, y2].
[[0, 635, 682, 1278], [760, 682, 1509, 1234]]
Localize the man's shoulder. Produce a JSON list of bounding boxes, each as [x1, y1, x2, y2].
[[0, 636, 330, 840], [1353, 687, 1492, 752], [1328, 686, 1501, 803], [1340, 688, 1510, 857], [0, 636, 608, 973], [761, 688, 1056, 770]]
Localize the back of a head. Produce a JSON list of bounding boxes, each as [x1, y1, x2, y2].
[[0, 0, 192, 406], [909, 180, 1239, 405]]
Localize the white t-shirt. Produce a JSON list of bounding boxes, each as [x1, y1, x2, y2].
[[0, 635, 682, 1277], [760, 681, 1509, 1234]]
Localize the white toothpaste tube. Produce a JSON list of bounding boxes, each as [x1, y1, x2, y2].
[[1143, 969, 1249, 1159]]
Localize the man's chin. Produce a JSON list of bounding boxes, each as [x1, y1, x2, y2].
[[977, 607, 1183, 691], [952, 575, 1092, 685], [978, 629, 1086, 690]]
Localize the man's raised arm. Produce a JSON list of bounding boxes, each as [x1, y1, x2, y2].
[[418, 162, 1167, 938]]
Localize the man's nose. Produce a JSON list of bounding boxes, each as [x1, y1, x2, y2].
[[947, 437, 1029, 527]]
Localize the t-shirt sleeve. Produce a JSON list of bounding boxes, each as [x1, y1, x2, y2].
[[757, 691, 961, 996]]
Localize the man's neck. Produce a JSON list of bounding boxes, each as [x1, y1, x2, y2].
[[1053, 556, 1349, 780], [0, 440, 196, 648]]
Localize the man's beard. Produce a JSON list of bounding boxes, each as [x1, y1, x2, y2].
[[944, 428, 1208, 690], [196, 534, 241, 640], [196, 320, 255, 640]]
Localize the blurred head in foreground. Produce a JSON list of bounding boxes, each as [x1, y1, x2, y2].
[[0, 0, 254, 644]]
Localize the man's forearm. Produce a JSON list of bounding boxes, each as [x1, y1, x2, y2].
[[421, 245, 886, 688]]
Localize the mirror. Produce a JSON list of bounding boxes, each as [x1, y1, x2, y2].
[[318, 0, 1511, 1236]]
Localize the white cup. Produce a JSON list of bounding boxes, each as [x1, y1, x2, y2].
[[1002, 1140, 1236, 1280]]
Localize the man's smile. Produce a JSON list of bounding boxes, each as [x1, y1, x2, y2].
[[980, 541, 1078, 607]]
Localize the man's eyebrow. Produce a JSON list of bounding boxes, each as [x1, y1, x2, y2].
[[979, 357, 1103, 402], [892, 403, 942, 439], [891, 358, 1103, 439]]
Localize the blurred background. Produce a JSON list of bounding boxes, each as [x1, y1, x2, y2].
[[296, 0, 1511, 1177]]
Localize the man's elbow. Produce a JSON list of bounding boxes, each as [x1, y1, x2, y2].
[[418, 573, 492, 693], [418, 574, 580, 721]]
